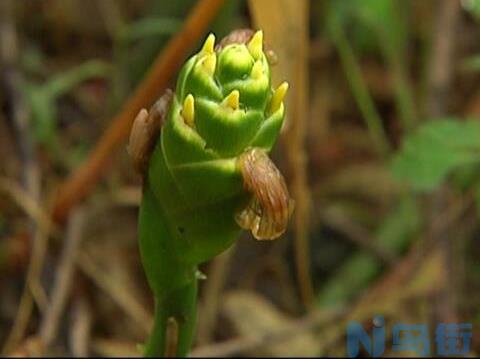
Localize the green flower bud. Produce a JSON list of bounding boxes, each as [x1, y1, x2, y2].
[[133, 30, 290, 357], [144, 31, 288, 271]]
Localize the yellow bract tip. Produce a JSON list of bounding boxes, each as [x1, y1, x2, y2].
[[251, 60, 263, 79], [182, 94, 195, 127], [200, 33, 215, 56], [202, 53, 216, 76], [223, 90, 240, 110], [270, 82, 288, 114], [248, 30, 263, 60]]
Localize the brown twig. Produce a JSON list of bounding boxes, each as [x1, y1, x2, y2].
[[51, 0, 225, 225], [425, 0, 462, 118], [424, 0, 462, 325], [39, 207, 86, 351], [0, 178, 55, 235], [69, 294, 92, 357], [280, 0, 314, 308]]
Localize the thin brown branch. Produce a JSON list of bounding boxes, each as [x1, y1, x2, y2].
[[425, 0, 462, 325], [281, 0, 314, 308], [425, 0, 462, 118], [0, 178, 55, 235], [51, 0, 225, 225], [39, 207, 87, 351], [69, 294, 92, 357]]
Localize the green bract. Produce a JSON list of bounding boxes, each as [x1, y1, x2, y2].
[[136, 30, 288, 357]]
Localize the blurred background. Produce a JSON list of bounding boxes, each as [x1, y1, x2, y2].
[[1, 0, 480, 356]]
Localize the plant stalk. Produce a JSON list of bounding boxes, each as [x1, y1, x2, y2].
[[144, 279, 198, 357]]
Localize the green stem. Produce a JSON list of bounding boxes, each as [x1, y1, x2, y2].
[[144, 279, 198, 357], [139, 184, 199, 357]]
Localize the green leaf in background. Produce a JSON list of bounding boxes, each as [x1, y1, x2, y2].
[[463, 0, 480, 19], [23, 60, 110, 150], [391, 119, 480, 191]]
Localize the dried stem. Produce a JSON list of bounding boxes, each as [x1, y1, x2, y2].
[[281, 0, 315, 308], [425, 0, 461, 118], [425, 0, 462, 325], [39, 207, 86, 351], [69, 294, 92, 357]]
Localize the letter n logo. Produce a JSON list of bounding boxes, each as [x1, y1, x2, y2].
[[347, 316, 385, 357]]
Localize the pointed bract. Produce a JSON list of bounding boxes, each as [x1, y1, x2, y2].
[[200, 33, 215, 56], [269, 82, 288, 114], [222, 90, 240, 110], [182, 94, 195, 126], [247, 30, 263, 60]]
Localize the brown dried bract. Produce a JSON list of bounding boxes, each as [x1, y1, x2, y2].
[[216, 28, 255, 50], [236, 148, 293, 240], [128, 89, 173, 174], [216, 28, 278, 65]]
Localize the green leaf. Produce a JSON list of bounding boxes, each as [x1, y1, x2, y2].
[[391, 118, 480, 191]]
